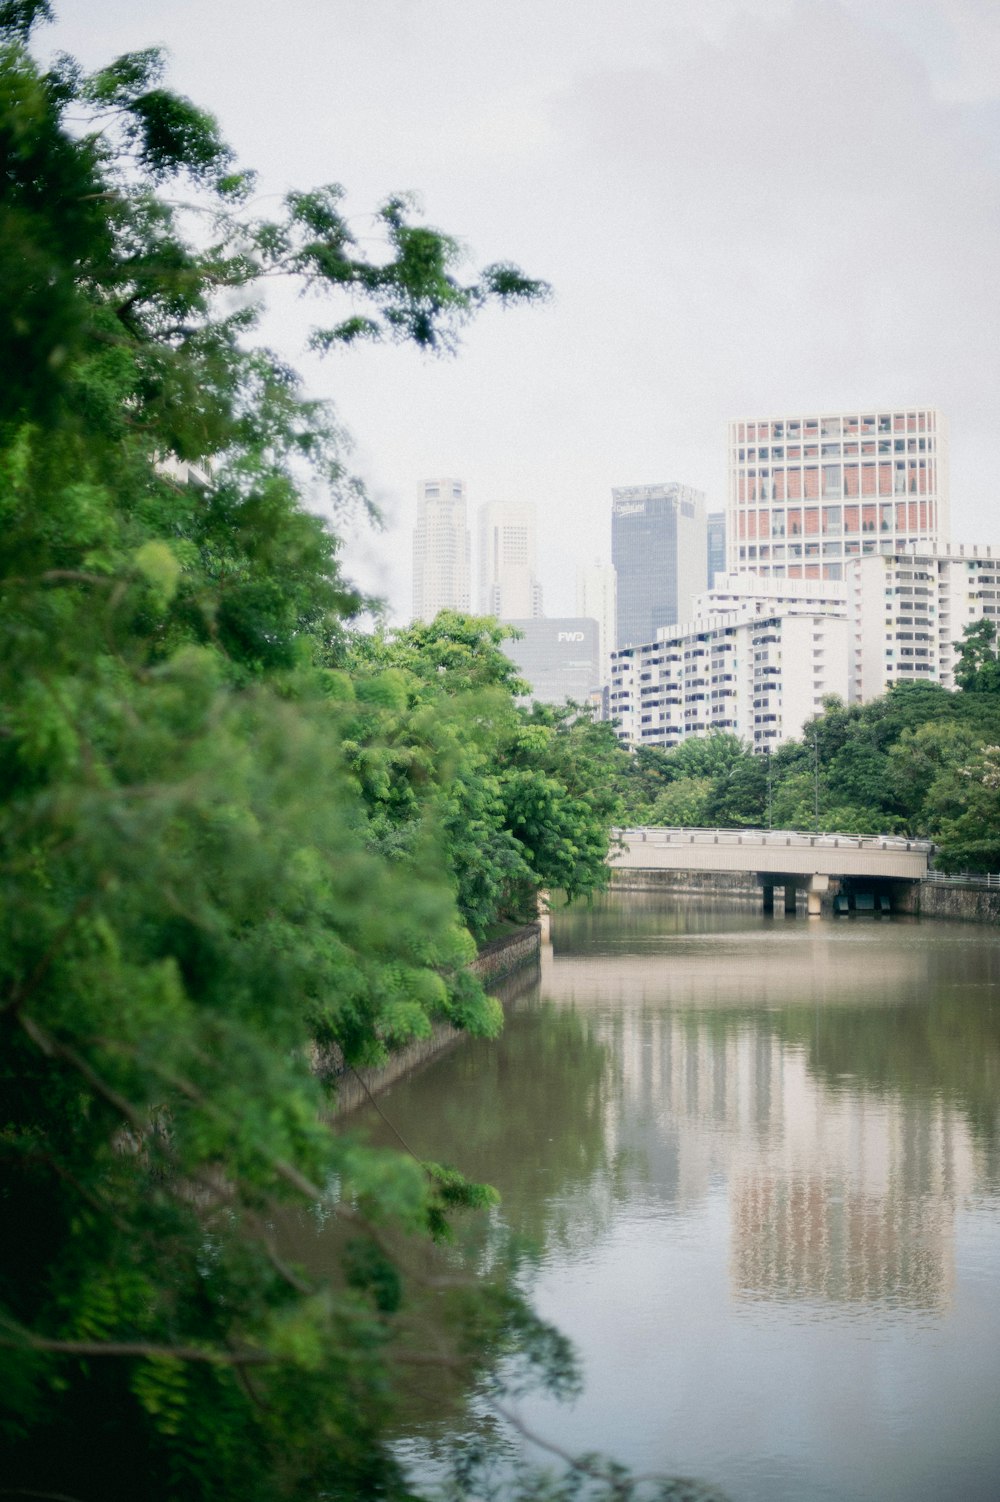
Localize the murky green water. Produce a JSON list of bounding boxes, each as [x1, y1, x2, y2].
[[328, 895, 1000, 1500]]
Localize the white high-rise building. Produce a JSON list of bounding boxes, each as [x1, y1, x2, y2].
[[478, 501, 543, 620], [695, 572, 847, 623], [610, 600, 847, 752], [847, 545, 999, 702], [576, 562, 617, 686], [728, 408, 949, 582], [411, 478, 471, 623]]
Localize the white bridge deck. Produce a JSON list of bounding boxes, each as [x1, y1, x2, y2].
[[612, 827, 932, 881]]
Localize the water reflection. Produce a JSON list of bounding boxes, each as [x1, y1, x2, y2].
[[540, 898, 998, 1314], [346, 894, 1000, 1500]]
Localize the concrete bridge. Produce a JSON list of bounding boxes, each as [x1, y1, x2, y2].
[[610, 827, 933, 916]]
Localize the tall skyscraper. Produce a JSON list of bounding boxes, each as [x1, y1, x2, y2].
[[576, 561, 617, 686], [478, 501, 543, 620], [612, 482, 707, 649], [727, 408, 948, 583], [411, 478, 471, 623]]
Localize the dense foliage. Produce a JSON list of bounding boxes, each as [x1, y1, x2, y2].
[[2, 11, 717, 1501]]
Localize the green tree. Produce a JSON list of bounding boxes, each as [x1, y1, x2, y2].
[[659, 730, 747, 783], [887, 720, 985, 834], [1, 13, 632, 1500], [618, 744, 677, 821], [931, 743, 1000, 872], [344, 615, 539, 938], [649, 776, 714, 827], [347, 617, 627, 936], [954, 619, 1000, 694], [1, 15, 705, 1500], [701, 745, 769, 827], [509, 701, 629, 904]]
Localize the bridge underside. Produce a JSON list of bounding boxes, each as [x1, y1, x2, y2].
[[759, 874, 919, 918], [760, 873, 827, 917]]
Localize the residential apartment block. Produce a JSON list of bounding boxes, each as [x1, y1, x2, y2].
[[728, 409, 949, 582], [610, 596, 847, 751], [694, 572, 847, 624], [610, 544, 1000, 749], [847, 545, 999, 702]]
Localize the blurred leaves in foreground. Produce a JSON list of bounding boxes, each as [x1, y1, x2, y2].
[[0, 7, 681, 1499]]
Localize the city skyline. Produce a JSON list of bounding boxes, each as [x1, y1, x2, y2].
[[47, 1, 1000, 621]]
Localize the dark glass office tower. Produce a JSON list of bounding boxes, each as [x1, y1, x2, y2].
[[612, 483, 706, 649], [707, 511, 726, 588]]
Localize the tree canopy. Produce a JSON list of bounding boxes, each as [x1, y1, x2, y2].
[[1, 12, 677, 1501], [616, 684, 1000, 870]]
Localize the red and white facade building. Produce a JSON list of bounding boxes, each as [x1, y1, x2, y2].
[[728, 408, 949, 582]]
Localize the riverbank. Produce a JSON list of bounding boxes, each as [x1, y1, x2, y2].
[[324, 922, 542, 1115]]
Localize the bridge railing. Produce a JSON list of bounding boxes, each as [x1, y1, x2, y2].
[[923, 870, 1000, 890], [616, 827, 935, 855]]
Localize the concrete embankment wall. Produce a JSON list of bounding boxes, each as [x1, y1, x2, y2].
[[326, 923, 541, 1116], [610, 868, 761, 900]]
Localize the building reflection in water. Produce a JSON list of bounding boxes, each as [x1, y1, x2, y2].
[[539, 905, 985, 1316]]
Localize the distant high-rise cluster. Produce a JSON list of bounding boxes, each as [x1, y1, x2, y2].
[[411, 488, 543, 625], [410, 403, 995, 736], [608, 405, 973, 751]]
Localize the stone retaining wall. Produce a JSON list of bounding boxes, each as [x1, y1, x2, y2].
[[326, 923, 541, 1116], [472, 923, 543, 981], [895, 882, 1000, 924]]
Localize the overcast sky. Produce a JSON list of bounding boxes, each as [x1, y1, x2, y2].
[[45, 0, 1000, 619]]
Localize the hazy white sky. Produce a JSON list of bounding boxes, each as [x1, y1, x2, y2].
[[44, 0, 1000, 619]]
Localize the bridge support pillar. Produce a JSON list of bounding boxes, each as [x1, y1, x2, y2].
[[762, 885, 774, 915], [784, 885, 797, 915], [807, 874, 830, 918]]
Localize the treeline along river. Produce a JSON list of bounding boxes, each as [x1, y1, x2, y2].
[[287, 893, 1000, 1501]]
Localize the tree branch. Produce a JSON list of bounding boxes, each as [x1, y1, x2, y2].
[[17, 1014, 149, 1138], [0, 1331, 277, 1367]]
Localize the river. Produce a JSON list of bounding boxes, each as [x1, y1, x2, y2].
[[320, 893, 1000, 1500]]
